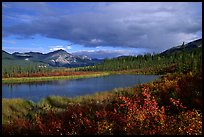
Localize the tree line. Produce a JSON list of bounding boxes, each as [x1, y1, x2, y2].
[[2, 63, 52, 78], [79, 47, 202, 75], [2, 47, 202, 77]]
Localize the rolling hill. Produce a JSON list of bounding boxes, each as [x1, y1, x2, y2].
[[160, 38, 202, 56], [2, 38, 202, 69]]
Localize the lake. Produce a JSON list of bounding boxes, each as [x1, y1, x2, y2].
[[2, 74, 160, 103]]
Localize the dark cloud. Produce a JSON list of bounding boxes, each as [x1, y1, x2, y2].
[[3, 2, 202, 52]]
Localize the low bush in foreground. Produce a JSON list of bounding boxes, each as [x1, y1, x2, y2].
[[2, 72, 202, 135]]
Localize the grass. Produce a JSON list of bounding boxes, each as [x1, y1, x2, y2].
[[2, 99, 35, 124], [1, 71, 153, 125], [2, 86, 134, 125], [2, 72, 110, 84], [2, 72, 202, 135], [37, 86, 136, 106]]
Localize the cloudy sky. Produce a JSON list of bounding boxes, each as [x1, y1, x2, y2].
[[2, 2, 202, 59]]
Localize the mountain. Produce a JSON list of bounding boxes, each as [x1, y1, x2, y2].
[[2, 50, 14, 60], [160, 38, 202, 56], [5, 49, 103, 67], [3, 38, 201, 68], [42, 49, 74, 67], [2, 50, 49, 70]]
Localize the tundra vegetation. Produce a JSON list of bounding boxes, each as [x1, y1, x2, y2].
[[2, 46, 202, 135]]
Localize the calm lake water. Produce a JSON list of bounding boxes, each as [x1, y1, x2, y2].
[[2, 74, 160, 103]]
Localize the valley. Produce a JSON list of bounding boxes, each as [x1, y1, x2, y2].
[[2, 38, 202, 82], [2, 2, 202, 135], [2, 38, 202, 135]]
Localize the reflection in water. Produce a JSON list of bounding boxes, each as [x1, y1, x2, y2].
[[2, 74, 160, 103], [9, 84, 13, 97]]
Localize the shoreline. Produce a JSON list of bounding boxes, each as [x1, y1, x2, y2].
[[2, 70, 161, 84], [2, 72, 110, 84], [2, 86, 132, 124]]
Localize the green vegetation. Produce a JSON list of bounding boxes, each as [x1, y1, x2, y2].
[[2, 87, 131, 125], [2, 40, 202, 135], [2, 71, 202, 135], [79, 47, 202, 75], [2, 99, 35, 125], [2, 59, 52, 78], [2, 45, 201, 79]]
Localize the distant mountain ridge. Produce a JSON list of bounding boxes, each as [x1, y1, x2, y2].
[[3, 49, 103, 67], [2, 38, 202, 68], [2, 50, 14, 60], [160, 38, 202, 56]]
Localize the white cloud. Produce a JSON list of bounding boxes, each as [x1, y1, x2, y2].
[[3, 2, 202, 53], [49, 45, 65, 51], [90, 39, 103, 44], [67, 46, 72, 49]]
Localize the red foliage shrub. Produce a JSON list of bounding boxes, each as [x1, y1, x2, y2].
[[2, 72, 202, 135]]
